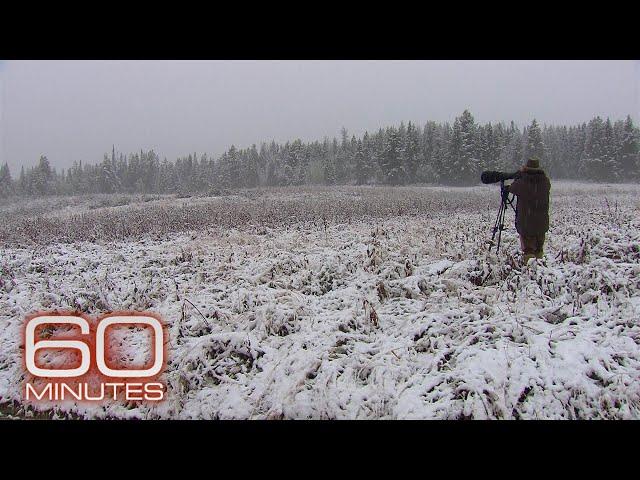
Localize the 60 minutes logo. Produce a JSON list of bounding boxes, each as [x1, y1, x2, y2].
[[22, 312, 167, 404]]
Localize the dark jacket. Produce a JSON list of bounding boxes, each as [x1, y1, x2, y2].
[[507, 168, 551, 236]]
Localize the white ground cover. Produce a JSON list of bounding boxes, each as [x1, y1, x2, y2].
[[1, 182, 639, 419]]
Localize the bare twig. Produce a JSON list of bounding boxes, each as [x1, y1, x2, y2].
[[183, 298, 211, 327]]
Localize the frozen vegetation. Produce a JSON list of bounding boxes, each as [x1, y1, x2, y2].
[[1, 182, 639, 419]]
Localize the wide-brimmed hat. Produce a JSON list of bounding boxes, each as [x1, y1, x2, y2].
[[524, 157, 541, 170]]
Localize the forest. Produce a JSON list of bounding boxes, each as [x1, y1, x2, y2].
[[1, 110, 638, 198]]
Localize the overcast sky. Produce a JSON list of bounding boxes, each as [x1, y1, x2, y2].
[[0, 60, 638, 172]]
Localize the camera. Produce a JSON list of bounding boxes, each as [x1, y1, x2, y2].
[[480, 170, 519, 184], [481, 170, 520, 253]]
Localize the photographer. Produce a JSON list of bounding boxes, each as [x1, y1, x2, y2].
[[505, 158, 551, 264]]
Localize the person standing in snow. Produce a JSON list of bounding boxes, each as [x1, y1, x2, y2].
[[505, 157, 551, 264]]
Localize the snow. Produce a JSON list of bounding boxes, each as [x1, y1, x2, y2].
[[1, 182, 639, 419]]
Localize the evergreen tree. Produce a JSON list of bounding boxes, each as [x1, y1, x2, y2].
[[98, 153, 118, 193], [10, 112, 638, 196], [432, 123, 451, 183], [245, 144, 260, 188], [581, 117, 607, 180], [379, 128, 403, 185], [619, 115, 639, 180], [354, 139, 366, 185], [360, 132, 373, 184], [18, 166, 27, 195], [403, 122, 421, 182], [448, 110, 477, 185], [31, 156, 53, 195], [601, 118, 619, 181], [323, 139, 337, 185], [420, 122, 437, 181], [0, 163, 13, 198], [525, 119, 545, 162]]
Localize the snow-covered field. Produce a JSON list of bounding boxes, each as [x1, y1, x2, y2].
[[1, 182, 639, 419]]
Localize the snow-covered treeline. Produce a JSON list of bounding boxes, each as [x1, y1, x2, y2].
[[1, 112, 638, 198]]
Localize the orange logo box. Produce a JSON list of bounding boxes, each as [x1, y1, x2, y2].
[[22, 312, 167, 404]]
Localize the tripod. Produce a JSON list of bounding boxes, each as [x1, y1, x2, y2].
[[489, 180, 516, 253]]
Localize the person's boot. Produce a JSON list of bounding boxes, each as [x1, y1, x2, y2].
[[535, 252, 548, 267]]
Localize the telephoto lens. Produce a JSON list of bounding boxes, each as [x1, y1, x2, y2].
[[481, 170, 518, 184]]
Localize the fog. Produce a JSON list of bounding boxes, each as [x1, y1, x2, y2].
[[0, 60, 638, 172]]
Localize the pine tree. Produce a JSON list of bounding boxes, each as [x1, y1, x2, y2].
[[348, 135, 358, 183], [31, 156, 53, 195], [420, 122, 437, 182], [619, 115, 639, 180], [0, 163, 13, 198], [18, 166, 27, 195], [581, 116, 607, 180], [360, 131, 373, 184], [403, 122, 420, 182], [447, 110, 477, 185], [510, 122, 524, 170], [432, 123, 451, 183], [380, 128, 403, 185], [354, 139, 366, 185], [323, 139, 337, 185], [483, 123, 499, 170], [98, 153, 118, 193], [332, 128, 349, 184], [263, 141, 280, 187], [601, 118, 619, 181], [245, 144, 260, 188], [525, 119, 545, 162]]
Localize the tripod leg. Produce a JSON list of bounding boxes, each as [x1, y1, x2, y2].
[[489, 201, 503, 251], [496, 200, 506, 253]]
